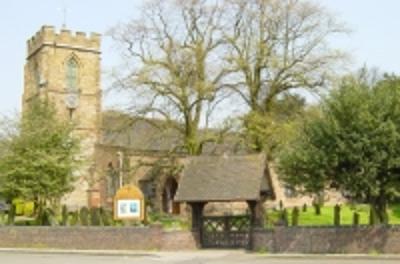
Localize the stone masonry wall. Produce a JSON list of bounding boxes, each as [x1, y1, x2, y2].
[[0, 226, 198, 251], [252, 226, 400, 254], [2, 225, 400, 253]]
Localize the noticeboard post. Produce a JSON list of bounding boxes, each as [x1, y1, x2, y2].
[[113, 185, 145, 222]]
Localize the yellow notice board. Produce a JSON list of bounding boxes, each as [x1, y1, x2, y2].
[[113, 185, 145, 221]]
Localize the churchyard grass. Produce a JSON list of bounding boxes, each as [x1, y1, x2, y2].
[[266, 204, 400, 227]]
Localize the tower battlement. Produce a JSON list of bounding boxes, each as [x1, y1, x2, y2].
[[27, 25, 101, 57]]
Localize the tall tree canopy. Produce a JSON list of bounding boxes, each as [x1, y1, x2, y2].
[[279, 74, 400, 224], [110, 0, 230, 155], [110, 0, 347, 155], [0, 100, 80, 220], [224, 0, 347, 151], [242, 93, 306, 158]]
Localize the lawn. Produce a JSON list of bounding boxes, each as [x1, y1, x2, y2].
[[266, 204, 400, 227]]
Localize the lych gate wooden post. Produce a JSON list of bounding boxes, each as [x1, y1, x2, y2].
[[247, 201, 257, 226], [189, 202, 206, 231], [247, 200, 257, 250]]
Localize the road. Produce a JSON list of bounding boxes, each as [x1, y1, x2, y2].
[[0, 251, 399, 264]]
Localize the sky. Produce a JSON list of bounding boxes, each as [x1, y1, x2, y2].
[[1, 0, 400, 115]]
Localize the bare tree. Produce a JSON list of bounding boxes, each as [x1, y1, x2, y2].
[[223, 0, 348, 151], [0, 113, 19, 159], [110, 0, 231, 155]]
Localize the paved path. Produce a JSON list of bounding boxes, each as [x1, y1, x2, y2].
[[1, 251, 400, 264]]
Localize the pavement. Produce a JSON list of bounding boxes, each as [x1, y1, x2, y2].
[[1, 249, 400, 263]]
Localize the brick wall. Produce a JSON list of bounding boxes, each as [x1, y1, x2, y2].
[[2, 225, 400, 253], [252, 226, 400, 254], [0, 226, 198, 251]]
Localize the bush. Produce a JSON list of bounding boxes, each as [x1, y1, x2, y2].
[[99, 207, 112, 226], [11, 199, 34, 217], [369, 207, 377, 226], [7, 204, 16, 225], [90, 207, 101, 226], [353, 212, 360, 226], [61, 205, 68, 226], [23, 202, 35, 216], [334, 204, 341, 226], [12, 199, 25, 216], [69, 211, 79, 226], [302, 203, 307, 212], [80, 207, 89, 226], [314, 203, 321, 215], [0, 212, 5, 225], [292, 207, 299, 226], [280, 209, 289, 226], [37, 208, 56, 226]]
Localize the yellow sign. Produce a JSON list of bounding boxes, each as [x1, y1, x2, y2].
[[113, 185, 145, 221]]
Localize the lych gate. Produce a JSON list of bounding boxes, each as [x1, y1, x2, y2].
[[201, 209, 252, 248], [175, 155, 273, 249]]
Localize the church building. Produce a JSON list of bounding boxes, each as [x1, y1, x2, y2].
[[22, 26, 343, 214]]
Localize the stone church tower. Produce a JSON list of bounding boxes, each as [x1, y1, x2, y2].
[[22, 26, 102, 209]]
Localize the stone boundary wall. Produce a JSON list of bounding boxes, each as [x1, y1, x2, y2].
[[2, 225, 400, 253], [252, 226, 400, 254], [0, 226, 199, 251]]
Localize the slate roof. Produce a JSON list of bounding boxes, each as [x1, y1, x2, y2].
[[100, 110, 249, 154], [100, 111, 182, 152], [175, 155, 270, 202]]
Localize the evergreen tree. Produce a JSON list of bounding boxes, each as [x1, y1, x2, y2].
[[0, 99, 80, 224], [280, 73, 400, 224]]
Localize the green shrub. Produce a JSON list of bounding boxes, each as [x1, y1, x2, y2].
[[69, 211, 79, 226], [334, 204, 341, 226], [23, 202, 35, 216], [292, 207, 299, 226], [90, 207, 101, 226], [7, 204, 16, 225], [280, 209, 289, 226], [369, 207, 377, 226], [61, 205, 68, 226], [10, 199, 34, 217], [302, 203, 307, 212], [314, 203, 321, 215], [37, 208, 56, 226], [0, 212, 5, 225], [99, 207, 112, 226], [353, 212, 360, 226], [12, 199, 25, 216], [80, 207, 89, 226]]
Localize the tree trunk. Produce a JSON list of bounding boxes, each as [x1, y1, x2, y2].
[[35, 198, 46, 226], [371, 193, 388, 225]]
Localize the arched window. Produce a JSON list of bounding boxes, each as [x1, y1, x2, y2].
[[66, 57, 78, 90], [162, 177, 180, 214]]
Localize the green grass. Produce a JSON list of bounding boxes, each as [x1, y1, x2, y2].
[[266, 204, 400, 227]]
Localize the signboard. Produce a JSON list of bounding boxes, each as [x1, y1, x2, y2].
[[114, 185, 145, 221], [117, 199, 140, 218]]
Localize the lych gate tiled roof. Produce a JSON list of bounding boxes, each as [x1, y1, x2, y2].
[[175, 155, 270, 202]]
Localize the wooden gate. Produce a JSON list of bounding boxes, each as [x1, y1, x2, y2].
[[201, 215, 251, 248]]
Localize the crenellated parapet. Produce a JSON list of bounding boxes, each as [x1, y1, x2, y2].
[[27, 25, 101, 57]]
